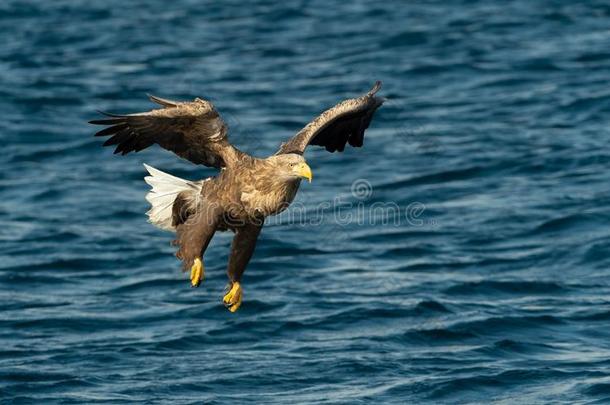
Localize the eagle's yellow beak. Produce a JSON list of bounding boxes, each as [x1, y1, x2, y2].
[[294, 162, 313, 183]]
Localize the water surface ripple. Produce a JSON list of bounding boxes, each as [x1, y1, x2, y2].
[[2, 0, 610, 403]]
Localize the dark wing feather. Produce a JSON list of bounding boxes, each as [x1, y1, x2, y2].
[[147, 94, 180, 108], [90, 96, 237, 168], [276, 81, 384, 155]]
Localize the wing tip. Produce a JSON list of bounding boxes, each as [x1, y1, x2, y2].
[[148, 94, 178, 108], [368, 81, 382, 96], [89, 110, 125, 126], [98, 110, 124, 117]]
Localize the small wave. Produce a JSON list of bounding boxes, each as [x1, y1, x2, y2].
[[475, 339, 556, 356], [9, 140, 95, 163], [582, 381, 610, 396], [533, 213, 604, 235], [569, 310, 610, 321], [3, 257, 117, 272], [561, 92, 610, 111], [404, 328, 477, 343], [0, 300, 69, 312], [449, 315, 563, 336], [375, 163, 511, 190], [153, 334, 207, 351], [512, 58, 561, 72], [426, 368, 575, 400], [0, 370, 76, 383], [19, 231, 80, 243], [0, 273, 75, 286], [582, 239, 610, 264], [474, 75, 539, 89], [413, 300, 451, 314], [574, 51, 610, 63], [3, 316, 134, 333], [380, 31, 428, 47], [443, 280, 566, 296], [107, 278, 180, 294]]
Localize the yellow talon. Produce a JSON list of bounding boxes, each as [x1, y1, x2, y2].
[[223, 282, 242, 312], [190, 258, 204, 288]]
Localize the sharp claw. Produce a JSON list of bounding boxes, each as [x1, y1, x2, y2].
[[190, 258, 204, 288], [222, 282, 242, 312]]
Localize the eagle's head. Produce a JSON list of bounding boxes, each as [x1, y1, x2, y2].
[[268, 153, 313, 183]]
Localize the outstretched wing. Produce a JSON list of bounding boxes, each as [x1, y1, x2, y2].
[[277, 81, 384, 155], [90, 95, 237, 168]]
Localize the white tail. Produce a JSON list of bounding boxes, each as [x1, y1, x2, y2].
[[143, 164, 202, 232]]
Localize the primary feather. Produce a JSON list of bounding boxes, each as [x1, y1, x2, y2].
[[90, 97, 238, 168]]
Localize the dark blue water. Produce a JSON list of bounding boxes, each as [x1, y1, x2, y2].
[[2, 0, 610, 403]]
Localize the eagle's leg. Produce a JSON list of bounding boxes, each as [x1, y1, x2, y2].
[[175, 207, 220, 288], [223, 222, 262, 312]]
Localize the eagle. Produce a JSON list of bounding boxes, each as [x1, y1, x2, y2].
[[90, 82, 384, 312]]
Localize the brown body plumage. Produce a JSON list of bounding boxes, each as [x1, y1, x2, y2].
[[90, 82, 384, 312]]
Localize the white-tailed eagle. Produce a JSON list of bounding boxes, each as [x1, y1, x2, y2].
[[90, 82, 384, 312]]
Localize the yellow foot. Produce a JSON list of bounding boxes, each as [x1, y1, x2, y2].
[[190, 258, 204, 288], [223, 282, 242, 313]]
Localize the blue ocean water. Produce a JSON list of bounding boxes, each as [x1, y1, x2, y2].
[[2, 0, 610, 402]]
